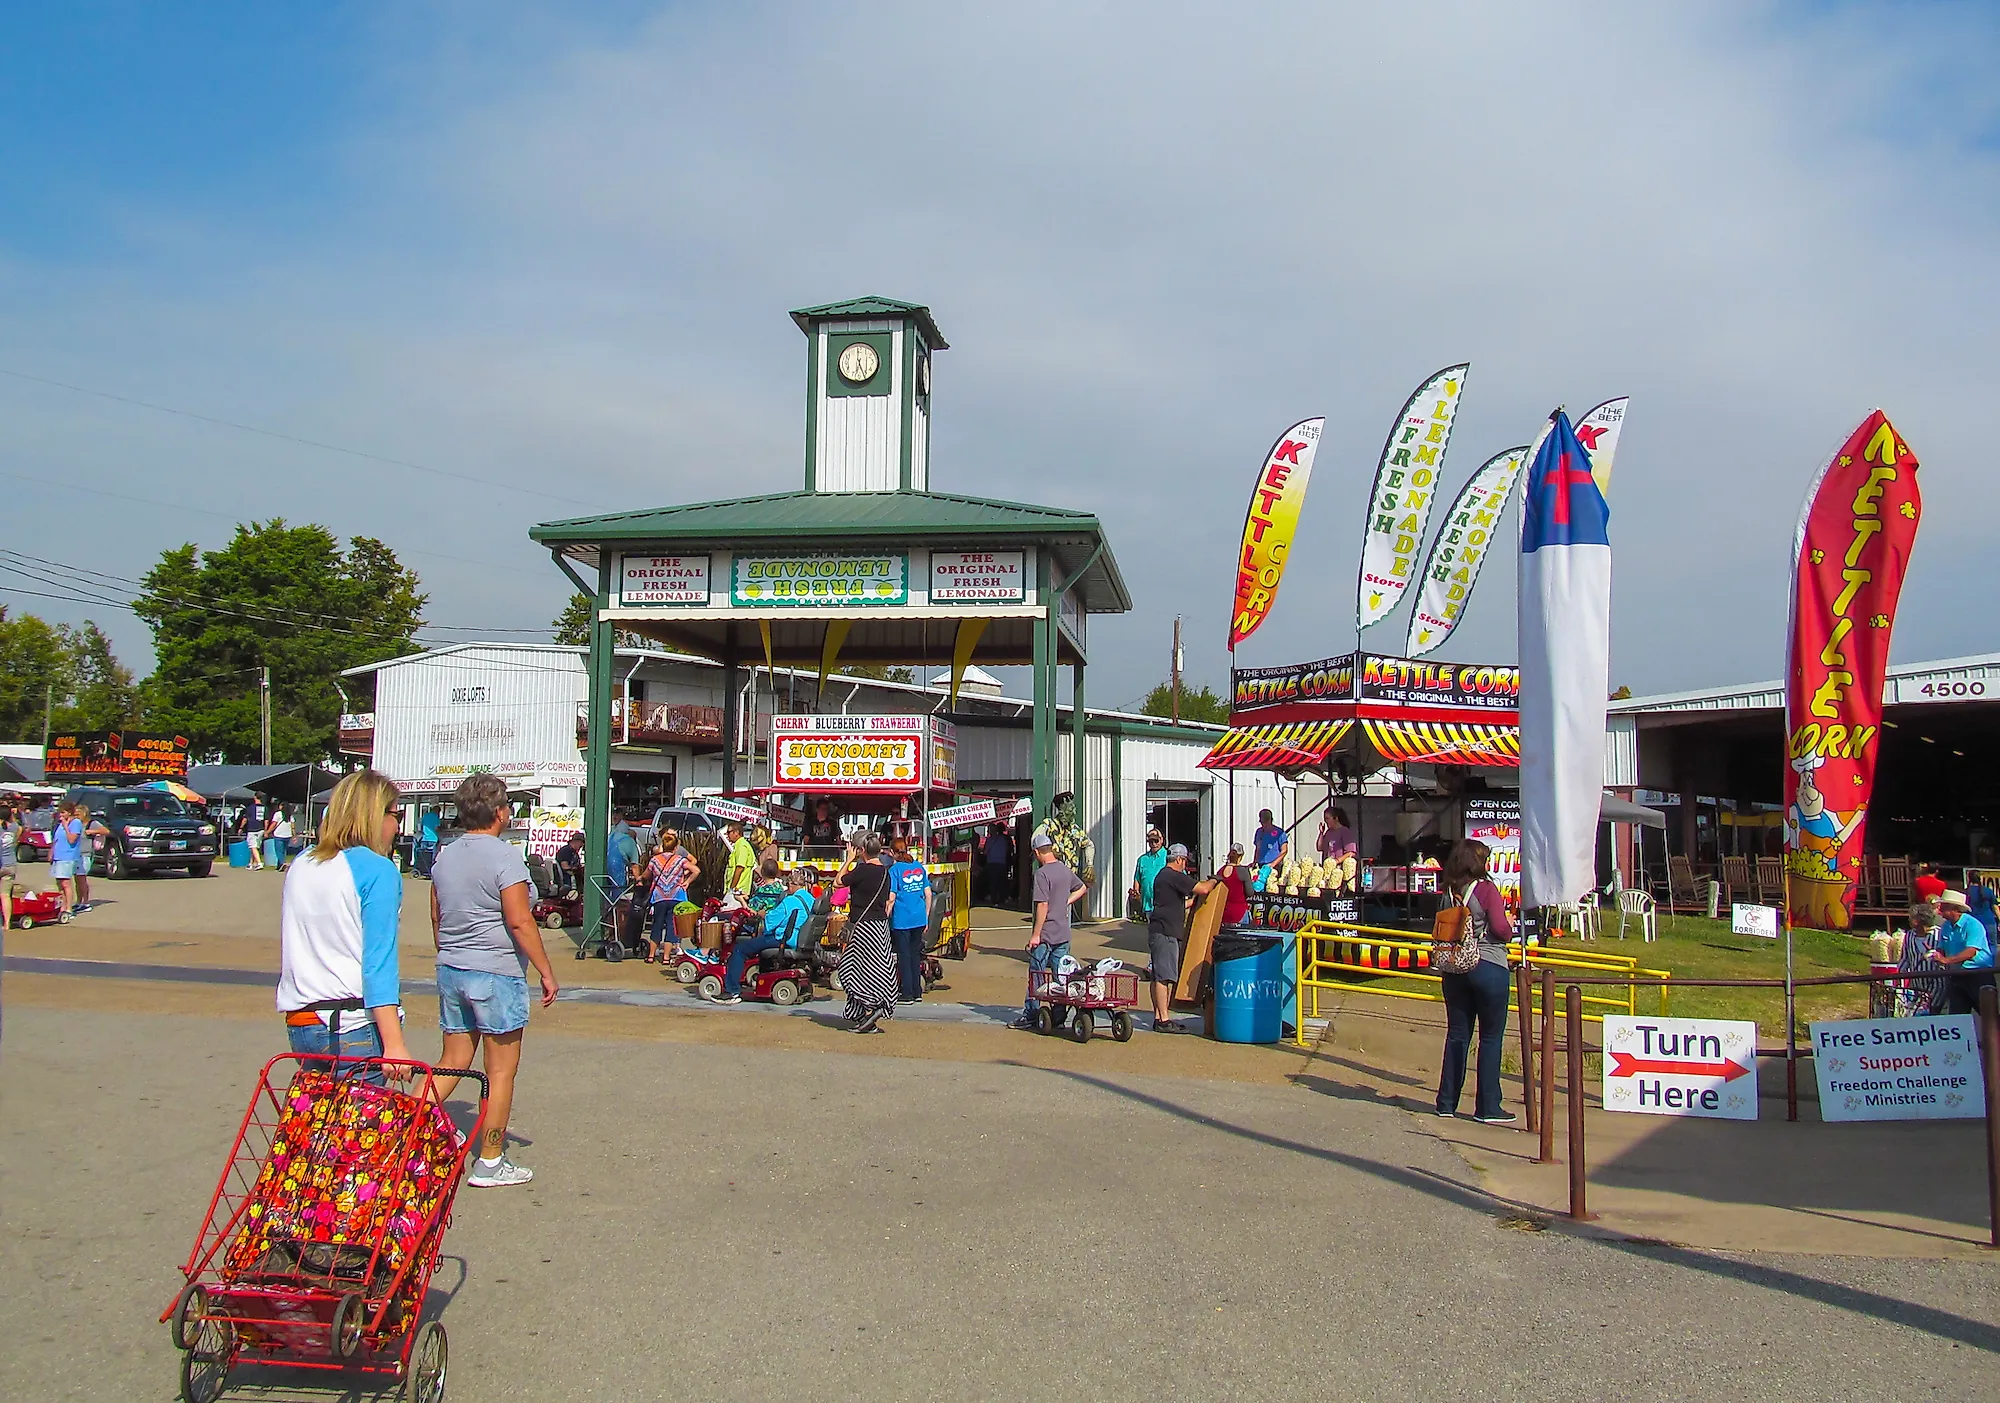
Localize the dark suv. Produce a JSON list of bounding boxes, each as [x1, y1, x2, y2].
[[66, 787, 221, 878]]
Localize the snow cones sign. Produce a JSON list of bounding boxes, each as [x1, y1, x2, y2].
[[1229, 418, 1323, 649], [1783, 411, 1922, 930]]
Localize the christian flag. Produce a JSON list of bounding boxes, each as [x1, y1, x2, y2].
[[1518, 409, 1612, 907]]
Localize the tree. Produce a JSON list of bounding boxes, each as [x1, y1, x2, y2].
[[552, 591, 656, 651], [841, 664, 917, 684], [1138, 678, 1228, 725], [134, 521, 426, 762], [0, 610, 138, 741]]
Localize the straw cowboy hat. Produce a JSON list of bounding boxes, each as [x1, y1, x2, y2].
[[1939, 889, 1969, 909]]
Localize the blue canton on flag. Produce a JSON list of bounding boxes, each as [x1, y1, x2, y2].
[[1521, 411, 1610, 553]]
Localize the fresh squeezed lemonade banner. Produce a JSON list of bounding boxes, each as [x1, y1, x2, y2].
[[1405, 446, 1526, 658], [1229, 418, 1324, 649], [1783, 411, 1921, 931], [1357, 364, 1469, 630]]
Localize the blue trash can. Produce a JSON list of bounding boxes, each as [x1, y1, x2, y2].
[[264, 837, 286, 868], [228, 840, 251, 868], [1212, 932, 1286, 1044]]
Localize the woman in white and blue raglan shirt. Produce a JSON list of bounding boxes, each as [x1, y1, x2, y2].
[[275, 770, 412, 1076]]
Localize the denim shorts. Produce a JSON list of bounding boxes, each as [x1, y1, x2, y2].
[[437, 965, 530, 1035], [285, 1014, 386, 1083], [51, 860, 75, 879]]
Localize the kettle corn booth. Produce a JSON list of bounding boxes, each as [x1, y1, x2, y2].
[[530, 298, 1132, 935]]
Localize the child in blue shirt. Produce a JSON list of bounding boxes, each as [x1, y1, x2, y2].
[[886, 835, 935, 1004]]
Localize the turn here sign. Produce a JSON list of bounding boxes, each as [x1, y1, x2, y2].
[[1601, 1015, 1759, 1120]]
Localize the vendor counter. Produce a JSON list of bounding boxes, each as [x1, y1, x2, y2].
[[770, 853, 973, 954]]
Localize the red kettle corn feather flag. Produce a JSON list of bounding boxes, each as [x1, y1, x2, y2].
[[1783, 411, 1921, 931], [1229, 418, 1324, 649]]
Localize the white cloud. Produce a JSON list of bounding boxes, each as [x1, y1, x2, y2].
[[5, 0, 1997, 701]]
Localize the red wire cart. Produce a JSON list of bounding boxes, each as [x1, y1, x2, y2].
[[1028, 967, 1140, 1043], [159, 1052, 488, 1403]]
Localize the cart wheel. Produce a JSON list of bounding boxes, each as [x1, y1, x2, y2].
[[1069, 1009, 1093, 1043], [543, 911, 565, 931], [827, 969, 844, 993], [180, 1345, 230, 1403], [604, 939, 625, 964], [58, 909, 73, 924], [770, 977, 805, 1006], [1036, 1007, 1055, 1035], [673, 959, 700, 985], [13, 914, 29, 930], [697, 974, 723, 1000], [332, 1291, 366, 1359], [170, 1282, 207, 1350], [1110, 1010, 1133, 1043], [573, 945, 587, 960], [401, 1319, 448, 1403]]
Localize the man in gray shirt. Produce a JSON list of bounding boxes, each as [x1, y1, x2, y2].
[[430, 774, 561, 1188], [1013, 827, 1087, 1030]]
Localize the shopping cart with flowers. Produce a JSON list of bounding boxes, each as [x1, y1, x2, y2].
[[160, 1049, 486, 1403]]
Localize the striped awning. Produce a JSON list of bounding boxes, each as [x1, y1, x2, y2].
[[1198, 719, 1352, 771], [1361, 718, 1519, 767]]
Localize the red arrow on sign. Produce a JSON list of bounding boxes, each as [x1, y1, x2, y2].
[[1608, 1052, 1752, 1082]]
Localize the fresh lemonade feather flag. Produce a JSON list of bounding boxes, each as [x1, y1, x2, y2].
[[1357, 364, 1468, 631], [1405, 446, 1528, 658], [1518, 409, 1612, 908]]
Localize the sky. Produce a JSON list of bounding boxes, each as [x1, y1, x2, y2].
[[4, 1, 1998, 708]]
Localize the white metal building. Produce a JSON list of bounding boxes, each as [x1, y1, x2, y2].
[[341, 643, 1284, 918]]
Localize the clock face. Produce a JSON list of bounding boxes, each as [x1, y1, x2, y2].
[[836, 341, 880, 384], [917, 355, 930, 395]]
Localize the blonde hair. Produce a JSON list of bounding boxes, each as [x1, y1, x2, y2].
[[313, 769, 402, 861]]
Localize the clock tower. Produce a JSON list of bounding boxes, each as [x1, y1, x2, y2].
[[792, 296, 947, 494]]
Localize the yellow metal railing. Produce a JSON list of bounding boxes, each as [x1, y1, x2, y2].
[[1291, 920, 1672, 1046]]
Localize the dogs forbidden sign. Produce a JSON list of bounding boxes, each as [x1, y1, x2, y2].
[[1602, 1015, 1759, 1120]]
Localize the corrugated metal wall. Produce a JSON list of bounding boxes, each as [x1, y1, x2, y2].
[[816, 320, 903, 493], [373, 647, 587, 784]]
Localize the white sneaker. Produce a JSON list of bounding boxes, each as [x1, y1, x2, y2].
[[467, 1156, 534, 1188]]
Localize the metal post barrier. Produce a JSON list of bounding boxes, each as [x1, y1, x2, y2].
[[1537, 968, 1556, 1165], [1980, 985, 2000, 1251], [1516, 961, 1537, 1135], [1566, 984, 1591, 1221]]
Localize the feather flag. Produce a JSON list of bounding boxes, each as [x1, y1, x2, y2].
[[1229, 418, 1324, 649], [1573, 397, 1630, 496], [1518, 409, 1612, 908], [1404, 446, 1528, 658], [1356, 365, 1468, 631]]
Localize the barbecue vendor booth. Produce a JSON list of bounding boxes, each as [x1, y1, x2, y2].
[[1199, 652, 1522, 933]]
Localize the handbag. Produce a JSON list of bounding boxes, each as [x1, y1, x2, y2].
[[1430, 887, 1483, 974]]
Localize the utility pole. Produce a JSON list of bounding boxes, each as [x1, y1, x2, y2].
[[41, 682, 53, 753], [260, 667, 272, 766], [1171, 616, 1183, 725]]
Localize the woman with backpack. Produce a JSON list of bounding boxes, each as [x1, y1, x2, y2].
[[639, 829, 700, 963], [1434, 839, 1518, 1125]]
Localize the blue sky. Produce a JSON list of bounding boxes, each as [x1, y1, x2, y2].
[[5, 1, 2000, 703]]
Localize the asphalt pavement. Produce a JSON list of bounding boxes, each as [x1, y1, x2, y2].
[[4, 1005, 1998, 1402]]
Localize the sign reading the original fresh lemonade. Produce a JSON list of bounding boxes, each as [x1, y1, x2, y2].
[[620, 554, 710, 605], [732, 553, 908, 606], [930, 550, 1024, 602]]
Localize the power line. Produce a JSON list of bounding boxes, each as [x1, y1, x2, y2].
[[0, 365, 605, 509]]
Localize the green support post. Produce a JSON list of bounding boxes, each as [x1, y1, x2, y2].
[[582, 558, 615, 940], [721, 626, 740, 795], [1031, 555, 1054, 824]]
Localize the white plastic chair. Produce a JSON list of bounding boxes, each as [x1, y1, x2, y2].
[[1617, 888, 1657, 942], [1574, 890, 1601, 941]]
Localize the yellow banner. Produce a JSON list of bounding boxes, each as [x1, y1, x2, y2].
[[1230, 418, 1324, 648]]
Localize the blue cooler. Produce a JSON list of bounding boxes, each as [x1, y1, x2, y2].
[[228, 840, 251, 868], [1212, 932, 1287, 1043]]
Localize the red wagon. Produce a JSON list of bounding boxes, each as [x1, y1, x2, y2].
[[1028, 966, 1139, 1043], [160, 1052, 487, 1403]]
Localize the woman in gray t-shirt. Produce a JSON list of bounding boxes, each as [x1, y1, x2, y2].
[[430, 774, 561, 1189]]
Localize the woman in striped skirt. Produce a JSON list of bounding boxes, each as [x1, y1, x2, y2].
[[837, 832, 898, 1033]]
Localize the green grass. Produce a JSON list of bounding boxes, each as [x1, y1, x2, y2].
[[1550, 915, 1874, 1039]]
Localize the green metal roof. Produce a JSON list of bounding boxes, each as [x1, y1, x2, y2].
[[531, 489, 1130, 612], [790, 296, 948, 350]]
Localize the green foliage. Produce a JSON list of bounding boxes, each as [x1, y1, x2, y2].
[[0, 610, 137, 741], [133, 521, 426, 762], [552, 592, 593, 647], [840, 664, 916, 684], [1138, 678, 1228, 725]]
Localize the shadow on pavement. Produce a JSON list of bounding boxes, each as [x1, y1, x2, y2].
[[1024, 1063, 2000, 1353]]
